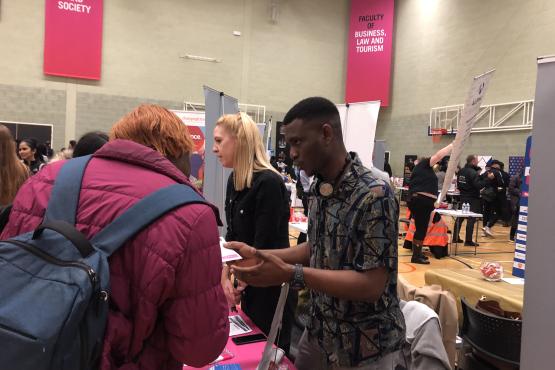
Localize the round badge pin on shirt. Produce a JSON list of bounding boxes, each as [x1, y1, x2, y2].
[[319, 182, 333, 197]]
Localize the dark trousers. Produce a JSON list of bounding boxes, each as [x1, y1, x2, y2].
[[407, 194, 436, 241], [485, 193, 504, 228], [510, 203, 520, 240], [454, 197, 481, 242]]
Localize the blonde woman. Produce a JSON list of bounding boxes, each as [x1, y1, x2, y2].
[[0, 125, 29, 208], [214, 112, 296, 354]]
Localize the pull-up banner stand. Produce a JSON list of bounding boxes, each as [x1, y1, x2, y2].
[[512, 136, 531, 278], [203, 86, 239, 233], [437, 69, 495, 205], [336, 101, 380, 169], [521, 55, 555, 370]]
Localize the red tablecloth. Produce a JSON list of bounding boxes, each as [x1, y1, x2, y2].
[[184, 310, 296, 370]]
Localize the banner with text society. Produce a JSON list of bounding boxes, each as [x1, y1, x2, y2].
[[346, 0, 394, 106], [44, 0, 103, 79]]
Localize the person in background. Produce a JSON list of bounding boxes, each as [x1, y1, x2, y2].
[[435, 161, 447, 193], [270, 155, 279, 171], [72, 131, 109, 158], [295, 167, 312, 244], [481, 160, 506, 237], [0, 125, 29, 208], [18, 138, 46, 175], [384, 157, 393, 178], [44, 140, 54, 159], [69, 139, 77, 150], [498, 161, 512, 227], [408, 143, 454, 264], [2, 104, 229, 369], [509, 171, 523, 242], [226, 97, 406, 369], [453, 155, 484, 246], [213, 112, 296, 354], [36, 142, 49, 163]]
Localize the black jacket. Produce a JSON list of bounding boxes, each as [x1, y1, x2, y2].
[[481, 168, 505, 192], [457, 164, 484, 198], [225, 169, 290, 248], [224, 169, 295, 350], [509, 175, 522, 210]]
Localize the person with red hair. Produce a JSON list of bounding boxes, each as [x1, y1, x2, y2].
[[1, 104, 229, 369]]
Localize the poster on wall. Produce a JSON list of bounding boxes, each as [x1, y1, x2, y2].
[[509, 156, 525, 177], [512, 136, 532, 278], [172, 110, 206, 191], [44, 0, 103, 79], [346, 0, 395, 105]]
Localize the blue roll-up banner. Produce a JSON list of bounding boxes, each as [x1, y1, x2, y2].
[[512, 135, 531, 278]]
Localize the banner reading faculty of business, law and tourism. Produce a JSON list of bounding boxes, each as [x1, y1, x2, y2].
[[346, 0, 395, 106]]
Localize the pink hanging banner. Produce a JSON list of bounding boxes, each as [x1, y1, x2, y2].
[[346, 0, 394, 106], [43, 0, 103, 80]]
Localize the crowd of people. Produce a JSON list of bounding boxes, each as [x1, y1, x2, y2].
[[0, 99, 417, 370], [0, 95, 526, 369], [403, 150, 523, 264]]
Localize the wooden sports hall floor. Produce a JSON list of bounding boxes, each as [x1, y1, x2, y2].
[[289, 206, 516, 287]]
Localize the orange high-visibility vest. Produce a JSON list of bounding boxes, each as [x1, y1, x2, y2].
[[405, 210, 449, 247]]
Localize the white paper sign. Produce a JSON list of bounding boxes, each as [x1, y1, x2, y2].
[[438, 70, 495, 204], [220, 237, 242, 263]]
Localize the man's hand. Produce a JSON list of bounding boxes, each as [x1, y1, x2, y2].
[[226, 243, 295, 287]]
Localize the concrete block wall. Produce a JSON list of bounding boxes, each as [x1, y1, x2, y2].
[[378, 0, 555, 175], [75, 93, 182, 139], [0, 0, 348, 150], [0, 83, 66, 147]]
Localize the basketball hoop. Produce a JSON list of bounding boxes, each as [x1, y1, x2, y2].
[[431, 128, 447, 143]]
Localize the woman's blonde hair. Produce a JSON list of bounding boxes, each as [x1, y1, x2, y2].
[[110, 104, 194, 161], [216, 112, 279, 191], [0, 125, 29, 205]]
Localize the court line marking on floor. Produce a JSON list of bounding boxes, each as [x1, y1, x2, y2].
[[399, 262, 417, 273]]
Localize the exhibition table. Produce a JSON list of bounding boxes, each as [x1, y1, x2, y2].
[[289, 222, 308, 234], [186, 309, 296, 370], [395, 186, 409, 205], [424, 268, 524, 324], [435, 209, 483, 256]]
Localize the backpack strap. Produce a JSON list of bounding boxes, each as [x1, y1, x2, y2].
[[44, 155, 93, 224], [90, 184, 207, 257]]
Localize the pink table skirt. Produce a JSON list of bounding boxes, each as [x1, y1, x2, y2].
[[184, 310, 296, 370]]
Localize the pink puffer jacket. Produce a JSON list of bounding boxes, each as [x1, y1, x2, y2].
[[0, 140, 229, 369]]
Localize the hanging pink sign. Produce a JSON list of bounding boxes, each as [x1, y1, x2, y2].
[[43, 0, 103, 80], [346, 0, 395, 106]]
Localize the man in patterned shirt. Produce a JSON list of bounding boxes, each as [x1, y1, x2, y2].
[[227, 97, 406, 369]]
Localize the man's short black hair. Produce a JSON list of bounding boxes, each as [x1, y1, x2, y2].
[[283, 97, 341, 135], [466, 154, 476, 164]]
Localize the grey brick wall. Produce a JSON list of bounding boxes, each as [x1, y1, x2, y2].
[[0, 83, 66, 148], [75, 92, 183, 139]]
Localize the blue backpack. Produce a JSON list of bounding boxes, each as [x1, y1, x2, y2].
[[0, 155, 210, 370]]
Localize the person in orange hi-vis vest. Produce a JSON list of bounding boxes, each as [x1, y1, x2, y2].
[[403, 209, 449, 259]]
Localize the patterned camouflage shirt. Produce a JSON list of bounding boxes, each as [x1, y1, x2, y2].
[[307, 152, 405, 368]]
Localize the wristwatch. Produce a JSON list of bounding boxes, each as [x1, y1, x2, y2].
[[290, 264, 305, 290]]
